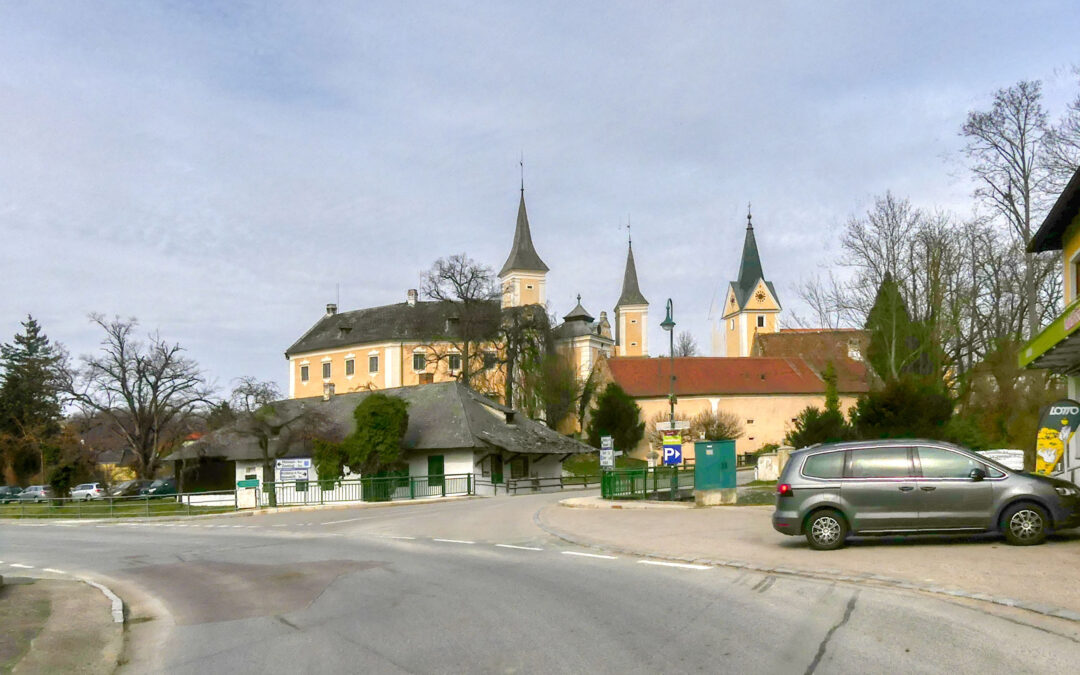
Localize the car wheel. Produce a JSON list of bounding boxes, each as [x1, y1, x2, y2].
[[1002, 502, 1049, 546], [805, 509, 848, 550]]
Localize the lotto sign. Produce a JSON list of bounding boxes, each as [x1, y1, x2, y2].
[[662, 433, 682, 466]]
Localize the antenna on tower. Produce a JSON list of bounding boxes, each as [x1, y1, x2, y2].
[[336, 283, 340, 307], [626, 215, 632, 245], [520, 150, 524, 193]]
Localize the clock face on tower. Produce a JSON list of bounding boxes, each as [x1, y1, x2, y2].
[[755, 290, 766, 302]]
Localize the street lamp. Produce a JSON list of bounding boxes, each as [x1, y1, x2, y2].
[[660, 299, 676, 428]]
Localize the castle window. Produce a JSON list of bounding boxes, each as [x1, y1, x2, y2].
[[526, 284, 534, 290], [412, 353, 427, 371], [630, 319, 637, 324], [300, 365, 309, 382], [630, 342, 637, 346], [746, 419, 754, 424], [483, 350, 498, 369], [345, 359, 355, 376], [757, 315, 765, 328], [369, 355, 379, 373], [729, 319, 735, 331], [448, 353, 462, 371], [322, 362, 331, 379]]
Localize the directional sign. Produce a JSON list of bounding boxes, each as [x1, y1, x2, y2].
[[237, 479, 259, 488], [279, 468, 309, 481], [600, 436, 614, 450], [599, 448, 614, 469], [655, 420, 690, 431], [662, 432, 683, 466], [277, 458, 312, 470]]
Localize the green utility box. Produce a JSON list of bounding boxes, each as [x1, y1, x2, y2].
[[694, 440, 736, 490]]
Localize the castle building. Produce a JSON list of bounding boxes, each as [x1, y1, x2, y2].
[[710, 210, 781, 357]]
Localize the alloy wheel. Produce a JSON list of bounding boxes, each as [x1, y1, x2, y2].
[[812, 516, 841, 546], [1009, 509, 1043, 541]]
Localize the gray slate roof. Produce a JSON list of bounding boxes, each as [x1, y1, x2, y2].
[[286, 299, 500, 356], [616, 243, 648, 306], [499, 191, 549, 276], [170, 382, 592, 463], [731, 217, 780, 309]]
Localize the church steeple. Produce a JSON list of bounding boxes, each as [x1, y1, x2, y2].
[[616, 242, 648, 307], [499, 187, 548, 308], [614, 237, 649, 357], [713, 205, 781, 357]]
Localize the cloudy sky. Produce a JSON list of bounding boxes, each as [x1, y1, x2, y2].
[[2, 1, 1079, 395]]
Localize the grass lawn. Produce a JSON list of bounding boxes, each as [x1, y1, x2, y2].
[[745, 479, 778, 487], [737, 489, 777, 505], [0, 499, 234, 519]]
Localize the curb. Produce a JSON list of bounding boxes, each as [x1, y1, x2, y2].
[[559, 497, 696, 510], [533, 507, 1080, 625], [80, 577, 125, 623]]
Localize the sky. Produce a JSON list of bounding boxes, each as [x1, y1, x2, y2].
[[2, 1, 1080, 396]]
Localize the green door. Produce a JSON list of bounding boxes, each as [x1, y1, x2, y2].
[[428, 455, 445, 488], [490, 455, 503, 484]]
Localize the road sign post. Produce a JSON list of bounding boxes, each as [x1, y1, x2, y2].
[[600, 436, 615, 470]]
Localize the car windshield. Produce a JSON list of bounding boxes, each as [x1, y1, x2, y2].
[[150, 480, 166, 487]]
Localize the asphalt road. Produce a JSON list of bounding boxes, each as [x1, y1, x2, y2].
[[3, 492, 1080, 674]]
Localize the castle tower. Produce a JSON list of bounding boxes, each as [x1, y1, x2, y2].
[[712, 208, 781, 357], [615, 240, 648, 356], [499, 188, 549, 308]]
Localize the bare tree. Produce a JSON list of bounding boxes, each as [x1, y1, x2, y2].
[[61, 315, 213, 479], [689, 408, 744, 441], [674, 331, 699, 357], [223, 377, 336, 507], [1045, 69, 1080, 191], [961, 80, 1054, 338], [420, 254, 501, 388]]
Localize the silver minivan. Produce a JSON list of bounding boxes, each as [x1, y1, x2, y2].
[[772, 439, 1080, 550]]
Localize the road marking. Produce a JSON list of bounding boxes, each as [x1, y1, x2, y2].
[[389, 535, 416, 540], [433, 538, 475, 544], [323, 517, 367, 525], [9, 563, 34, 569], [561, 551, 617, 560], [43, 568, 66, 574], [272, 524, 287, 527], [637, 560, 711, 571], [496, 544, 544, 551]]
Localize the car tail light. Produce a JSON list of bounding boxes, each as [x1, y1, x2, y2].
[[777, 483, 793, 497]]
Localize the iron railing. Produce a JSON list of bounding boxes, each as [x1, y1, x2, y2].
[[0, 489, 238, 518], [600, 466, 696, 500], [257, 473, 473, 507], [504, 474, 603, 495]]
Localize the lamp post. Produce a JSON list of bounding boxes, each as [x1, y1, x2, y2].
[[661, 299, 676, 427]]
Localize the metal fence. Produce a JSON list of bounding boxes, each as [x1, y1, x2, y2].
[[258, 473, 473, 507], [600, 466, 696, 500], [0, 490, 238, 518]]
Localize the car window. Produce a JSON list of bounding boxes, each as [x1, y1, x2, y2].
[[848, 447, 913, 478], [917, 446, 983, 479], [803, 451, 845, 478]]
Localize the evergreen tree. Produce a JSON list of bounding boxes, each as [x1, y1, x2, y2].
[[864, 273, 933, 381], [784, 362, 852, 448], [0, 316, 64, 483], [586, 383, 645, 454]]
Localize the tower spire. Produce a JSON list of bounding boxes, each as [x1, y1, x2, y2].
[[616, 236, 648, 307], [747, 202, 753, 229], [499, 177, 548, 278]]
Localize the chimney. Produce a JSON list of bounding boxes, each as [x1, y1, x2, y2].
[[407, 289, 418, 306], [504, 410, 516, 425], [326, 303, 337, 316], [418, 372, 434, 385], [322, 382, 336, 400]]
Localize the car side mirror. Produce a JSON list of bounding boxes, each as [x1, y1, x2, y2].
[[969, 468, 986, 482]]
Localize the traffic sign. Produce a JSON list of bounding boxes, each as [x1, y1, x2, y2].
[[279, 468, 309, 481], [237, 479, 259, 488], [662, 432, 683, 466], [655, 420, 690, 431], [599, 448, 614, 468], [601, 436, 613, 450], [277, 458, 311, 470]]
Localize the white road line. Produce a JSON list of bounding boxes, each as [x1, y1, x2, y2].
[[9, 563, 34, 569], [389, 536, 416, 540], [637, 560, 711, 571], [43, 568, 66, 574], [432, 538, 475, 544], [561, 551, 617, 560], [272, 524, 287, 527], [323, 517, 367, 525], [495, 544, 544, 551]]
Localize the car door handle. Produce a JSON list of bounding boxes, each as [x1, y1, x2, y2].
[[898, 486, 915, 492], [920, 486, 937, 491]]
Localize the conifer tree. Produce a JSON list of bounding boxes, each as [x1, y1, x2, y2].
[[0, 315, 64, 482]]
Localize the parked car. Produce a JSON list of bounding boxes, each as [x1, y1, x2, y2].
[[17, 485, 55, 503], [0, 485, 23, 503], [140, 477, 177, 497], [772, 439, 1080, 550], [70, 483, 107, 501], [109, 479, 151, 497]]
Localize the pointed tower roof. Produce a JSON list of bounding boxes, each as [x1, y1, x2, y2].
[[563, 294, 594, 323], [499, 190, 549, 277], [616, 242, 648, 307], [730, 208, 779, 308]]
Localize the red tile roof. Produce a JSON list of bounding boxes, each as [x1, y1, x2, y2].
[[606, 356, 870, 398]]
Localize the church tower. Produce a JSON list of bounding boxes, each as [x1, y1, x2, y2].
[[615, 239, 648, 356], [712, 208, 781, 357], [499, 188, 548, 308]]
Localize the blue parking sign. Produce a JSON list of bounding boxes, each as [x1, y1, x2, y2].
[[662, 432, 682, 466]]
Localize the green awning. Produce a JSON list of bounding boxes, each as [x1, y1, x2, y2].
[[1020, 296, 1080, 373]]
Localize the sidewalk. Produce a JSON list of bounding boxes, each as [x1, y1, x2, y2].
[[0, 577, 122, 674], [540, 498, 1080, 620]]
